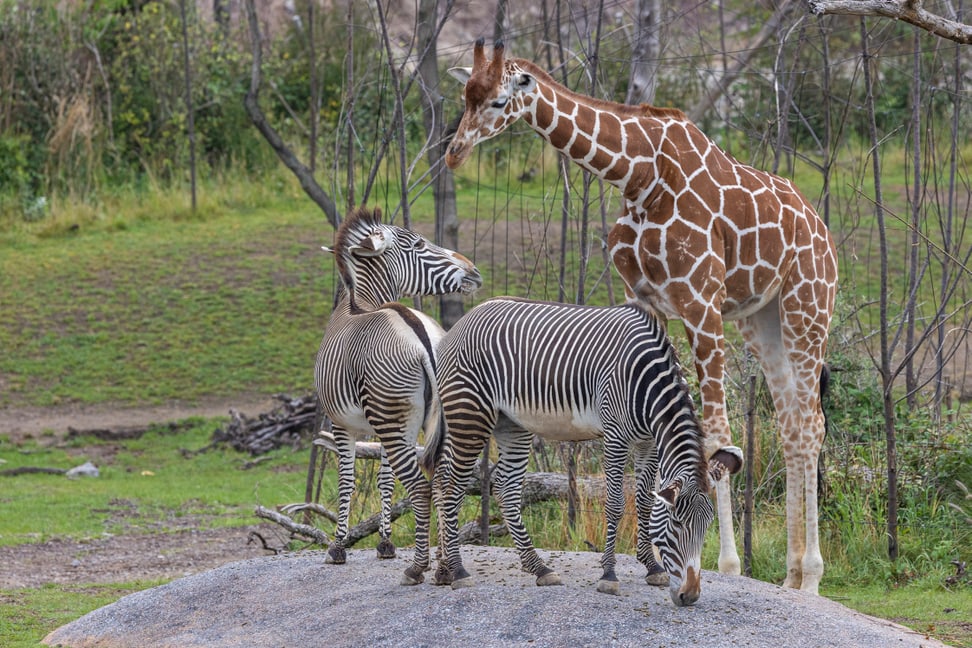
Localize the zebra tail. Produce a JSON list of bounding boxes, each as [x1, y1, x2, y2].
[[419, 354, 444, 478]]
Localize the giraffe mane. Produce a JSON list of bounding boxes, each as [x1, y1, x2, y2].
[[514, 58, 689, 122]]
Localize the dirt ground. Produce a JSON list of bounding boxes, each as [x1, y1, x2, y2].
[[0, 396, 289, 589]]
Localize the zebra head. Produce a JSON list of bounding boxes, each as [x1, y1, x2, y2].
[[328, 207, 482, 310], [650, 445, 743, 606]]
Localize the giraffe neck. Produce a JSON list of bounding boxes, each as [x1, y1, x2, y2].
[[516, 60, 687, 200]]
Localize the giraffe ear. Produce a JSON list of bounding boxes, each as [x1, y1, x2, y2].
[[449, 67, 472, 84], [514, 72, 534, 90]]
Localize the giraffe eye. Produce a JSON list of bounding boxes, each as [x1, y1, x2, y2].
[[491, 97, 508, 109]]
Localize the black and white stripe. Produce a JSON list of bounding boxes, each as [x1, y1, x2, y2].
[[423, 297, 741, 606], [315, 206, 481, 585]]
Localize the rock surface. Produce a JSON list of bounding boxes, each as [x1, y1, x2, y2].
[[44, 546, 949, 648]]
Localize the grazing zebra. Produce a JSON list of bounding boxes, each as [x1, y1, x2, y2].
[[315, 206, 481, 586], [423, 297, 742, 606]]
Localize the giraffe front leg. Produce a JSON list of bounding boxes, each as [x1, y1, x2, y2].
[[686, 322, 741, 577], [326, 426, 356, 565], [375, 449, 397, 560]]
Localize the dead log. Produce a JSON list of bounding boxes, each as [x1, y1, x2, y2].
[[0, 466, 66, 477], [66, 420, 193, 441], [208, 393, 318, 456]]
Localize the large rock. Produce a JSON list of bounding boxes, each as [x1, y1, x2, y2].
[[44, 546, 948, 648]]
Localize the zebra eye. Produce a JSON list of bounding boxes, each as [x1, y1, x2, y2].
[[491, 96, 508, 109], [412, 238, 426, 250]]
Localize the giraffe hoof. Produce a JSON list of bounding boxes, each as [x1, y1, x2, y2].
[[325, 545, 347, 565], [536, 572, 563, 587], [596, 579, 621, 595], [376, 539, 397, 559]]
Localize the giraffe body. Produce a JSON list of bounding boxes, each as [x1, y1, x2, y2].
[[446, 40, 838, 594]]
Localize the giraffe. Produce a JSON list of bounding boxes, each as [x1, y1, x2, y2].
[[444, 39, 837, 594]]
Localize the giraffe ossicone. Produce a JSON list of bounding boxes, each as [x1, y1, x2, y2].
[[447, 39, 838, 595]]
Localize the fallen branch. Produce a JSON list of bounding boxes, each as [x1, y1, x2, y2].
[[0, 466, 66, 477], [254, 505, 329, 545]]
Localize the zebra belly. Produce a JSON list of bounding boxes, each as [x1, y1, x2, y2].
[[504, 406, 603, 442], [326, 406, 374, 439]]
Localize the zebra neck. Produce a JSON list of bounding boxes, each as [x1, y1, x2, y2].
[[347, 280, 399, 313]]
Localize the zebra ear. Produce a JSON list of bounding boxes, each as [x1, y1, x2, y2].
[[349, 231, 389, 257], [321, 246, 335, 254], [708, 446, 744, 488], [449, 66, 472, 84], [653, 479, 683, 509]]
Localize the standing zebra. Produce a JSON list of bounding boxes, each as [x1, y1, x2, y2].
[[423, 297, 742, 606], [315, 206, 481, 586]]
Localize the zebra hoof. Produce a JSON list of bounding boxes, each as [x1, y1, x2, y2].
[[376, 538, 397, 559], [450, 566, 474, 589], [596, 578, 621, 595], [536, 572, 563, 587], [645, 568, 670, 587], [401, 566, 425, 586], [450, 576, 475, 589], [432, 564, 453, 586], [325, 545, 347, 565]]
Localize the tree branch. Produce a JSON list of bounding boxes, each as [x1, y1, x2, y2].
[[242, 0, 340, 228], [808, 0, 972, 44]]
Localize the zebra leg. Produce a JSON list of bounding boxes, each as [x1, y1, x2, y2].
[[326, 426, 355, 565], [633, 439, 669, 587], [493, 425, 561, 586], [375, 448, 397, 560], [597, 438, 627, 595], [381, 433, 432, 586], [435, 432, 490, 589]]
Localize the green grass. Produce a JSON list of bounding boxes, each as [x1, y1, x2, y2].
[[1, 164, 969, 646], [0, 582, 162, 647], [824, 584, 972, 648]]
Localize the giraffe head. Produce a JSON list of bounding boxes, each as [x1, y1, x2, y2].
[[445, 38, 535, 169]]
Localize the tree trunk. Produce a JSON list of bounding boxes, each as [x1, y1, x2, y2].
[[861, 17, 898, 562], [625, 0, 661, 105], [417, 0, 464, 329]]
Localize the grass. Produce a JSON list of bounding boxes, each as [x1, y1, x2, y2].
[[0, 165, 969, 646]]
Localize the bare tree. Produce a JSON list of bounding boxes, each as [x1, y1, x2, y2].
[[178, 0, 197, 211], [860, 17, 898, 562], [242, 0, 339, 228]]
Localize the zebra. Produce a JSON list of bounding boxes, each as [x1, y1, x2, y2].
[[422, 297, 742, 606], [314, 206, 481, 586]]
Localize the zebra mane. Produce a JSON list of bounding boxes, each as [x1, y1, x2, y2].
[[627, 301, 710, 489], [332, 206, 385, 308]]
